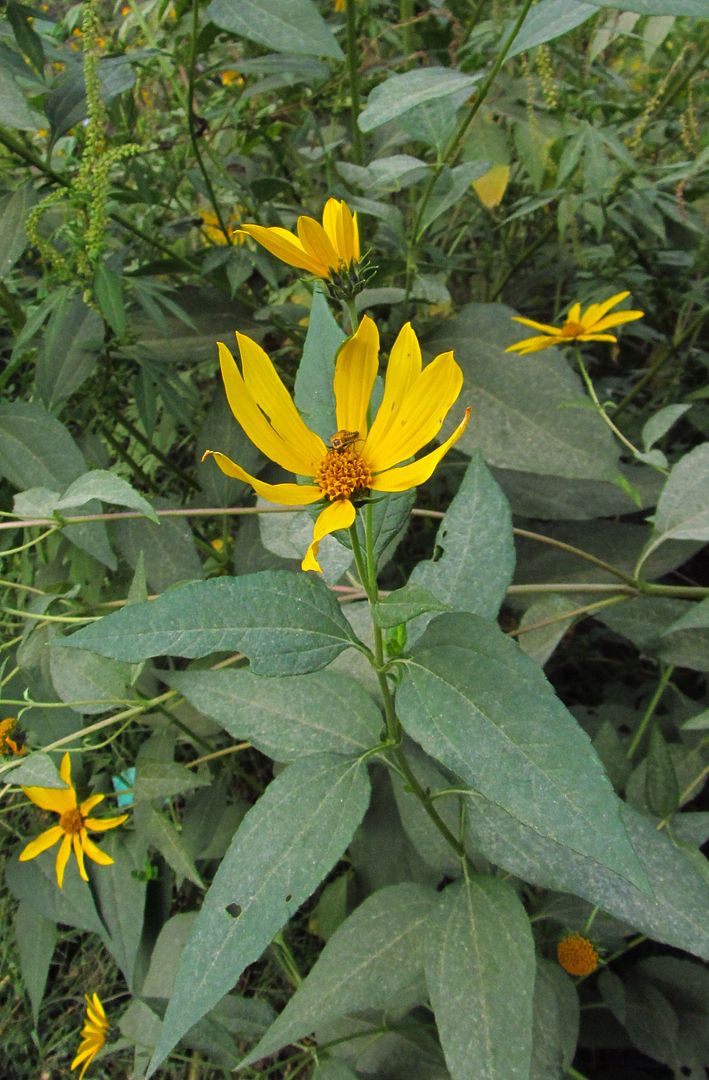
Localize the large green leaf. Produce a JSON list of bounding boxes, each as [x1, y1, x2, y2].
[[0, 64, 43, 129], [464, 796, 709, 960], [587, 0, 705, 13], [639, 444, 709, 569], [429, 304, 619, 480], [196, 387, 265, 507], [397, 612, 646, 889], [659, 598, 709, 672], [5, 847, 108, 940], [0, 183, 38, 278], [35, 294, 102, 412], [167, 668, 382, 760], [61, 571, 361, 675], [49, 646, 133, 715], [112, 506, 203, 592], [294, 287, 343, 441], [530, 960, 578, 1079], [506, 0, 598, 59], [56, 470, 158, 522], [92, 833, 147, 989], [424, 875, 536, 1080], [359, 68, 477, 133], [14, 902, 56, 1024], [146, 753, 371, 1075], [206, 0, 343, 59], [241, 882, 435, 1066], [409, 450, 515, 625]]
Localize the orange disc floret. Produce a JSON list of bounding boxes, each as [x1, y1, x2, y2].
[[556, 933, 599, 976]]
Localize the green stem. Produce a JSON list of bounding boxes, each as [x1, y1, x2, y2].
[[626, 664, 674, 760], [400, 0, 415, 58], [582, 906, 599, 936], [187, 0, 231, 243], [345, 0, 364, 165]]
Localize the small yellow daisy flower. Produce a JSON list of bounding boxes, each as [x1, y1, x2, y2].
[[506, 291, 644, 355], [19, 752, 128, 889], [220, 69, 244, 87], [556, 933, 600, 977], [203, 315, 471, 572], [238, 198, 360, 282], [71, 993, 109, 1079]]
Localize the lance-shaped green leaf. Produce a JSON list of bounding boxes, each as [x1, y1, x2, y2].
[[167, 668, 382, 761], [464, 795, 709, 960], [530, 960, 579, 1079], [424, 875, 536, 1080], [1, 752, 68, 787], [146, 753, 371, 1076], [506, 0, 598, 58], [92, 833, 147, 989], [206, 0, 343, 59], [409, 449, 515, 625], [241, 882, 435, 1066], [639, 444, 709, 570], [373, 583, 450, 629], [359, 68, 477, 132], [59, 571, 362, 676], [294, 287, 342, 441], [14, 902, 56, 1024], [55, 469, 158, 522], [397, 612, 646, 889]]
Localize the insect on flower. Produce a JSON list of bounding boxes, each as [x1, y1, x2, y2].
[[329, 429, 361, 452]]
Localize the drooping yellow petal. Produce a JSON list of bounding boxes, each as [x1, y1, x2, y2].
[[588, 309, 644, 333], [371, 408, 472, 492], [55, 832, 73, 888], [235, 332, 326, 468], [365, 350, 463, 472], [79, 793, 105, 816], [238, 224, 323, 275], [510, 315, 564, 335], [365, 322, 422, 451], [18, 824, 64, 862], [333, 315, 379, 436], [218, 342, 316, 475], [301, 499, 356, 572], [73, 834, 89, 881], [202, 450, 322, 506], [81, 834, 115, 866], [297, 216, 340, 276], [82, 813, 129, 832]]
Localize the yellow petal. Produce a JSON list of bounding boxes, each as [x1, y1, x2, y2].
[[472, 163, 510, 209], [217, 341, 317, 475], [82, 813, 129, 832], [87, 993, 107, 1024], [371, 408, 472, 492], [505, 335, 562, 355], [55, 832, 73, 888], [582, 290, 629, 325], [296, 216, 339, 276], [73, 834, 89, 881], [510, 315, 562, 335], [202, 450, 322, 505], [366, 350, 463, 473], [301, 499, 356, 572], [81, 834, 115, 866], [333, 315, 379, 436], [588, 310, 644, 333], [22, 781, 75, 815], [323, 198, 358, 265], [567, 302, 582, 323], [71, 1045, 98, 1077], [365, 322, 422, 452], [79, 793, 105, 815], [235, 332, 326, 468], [238, 224, 322, 275], [18, 824, 63, 861], [575, 333, 618, 343]]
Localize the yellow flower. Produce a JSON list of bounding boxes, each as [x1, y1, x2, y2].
[[203, 316, 471, 572], [238, 198, 360, 281], [506, 291, 644, 355], [199, 210, 246, 246], [71, 993, 109, 1079], [121, 4, 131, 15], [334, 0, 346, 10], [556, 933, 600, 977], [19, 753, 128, 889], [220, 69, 244, 87], [0, 717, 27, 757]]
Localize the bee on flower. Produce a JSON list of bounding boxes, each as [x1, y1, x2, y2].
[[71, 993, 109, 1078], [19, 752, 128, 888], [506, 292, 644, 355], [202, 315, 471, 572]]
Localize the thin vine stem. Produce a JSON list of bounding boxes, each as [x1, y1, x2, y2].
[[626, 664, 674, 760]]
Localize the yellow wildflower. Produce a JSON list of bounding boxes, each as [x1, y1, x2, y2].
[[199, 210, 246, 246], [334, 0, 346, 10], [220, 69, 244, 87], [0, 717, 27, 757], [506, 291, 644, 355], [556, 933, 600, 977], [121, 4, 131, 14], [238, 198, 360, 282], [71, 993, 109, 1079], [19, 752, 128, 889], [203, 316, 471, 572]]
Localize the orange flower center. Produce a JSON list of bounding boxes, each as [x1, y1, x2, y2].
[[556, 934, 599, 976], [561, 320, 586, 337], [60, 808, 84, 835], [316, 447, 372, 501]]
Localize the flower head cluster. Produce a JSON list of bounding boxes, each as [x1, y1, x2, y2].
[[239, 198, 370, 299], [203, 315, 471, 572], [556, 933, 600, 977], [19, 752, 128, 888], [71, 993, 109, 1078], [506, 291, 644, 355]]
